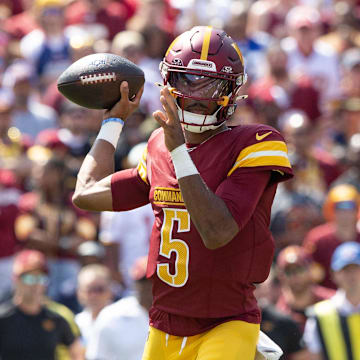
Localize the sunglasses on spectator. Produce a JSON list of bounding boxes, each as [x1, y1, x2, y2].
[[20, 273, 49, 286], [41, 7, 63, 16]]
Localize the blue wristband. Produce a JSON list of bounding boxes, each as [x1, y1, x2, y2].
[[102, 117, 124, 126]]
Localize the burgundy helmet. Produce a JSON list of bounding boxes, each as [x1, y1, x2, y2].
[[160, 26, 247, 133]]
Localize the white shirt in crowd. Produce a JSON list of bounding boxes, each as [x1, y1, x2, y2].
[[99, 204, 153, 295], [303, 290, 360, 354], [75, 309, 96, 347], [86, 296, 149, 360], [281, 37, 341, 106]]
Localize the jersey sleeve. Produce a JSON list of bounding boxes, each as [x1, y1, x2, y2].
[[215, 170, 271, 231], [227, 129, 293, 182]]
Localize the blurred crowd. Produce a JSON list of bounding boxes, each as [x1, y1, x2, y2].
[[0, 0, 360, 359]]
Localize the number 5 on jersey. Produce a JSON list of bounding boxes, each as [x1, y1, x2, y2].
[[157, 208, 190, 287]]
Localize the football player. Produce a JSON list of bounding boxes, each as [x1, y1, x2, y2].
[[73, 26, 292, 360]]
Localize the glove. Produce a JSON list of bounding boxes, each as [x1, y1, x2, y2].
[[255, 331, 283, 360]]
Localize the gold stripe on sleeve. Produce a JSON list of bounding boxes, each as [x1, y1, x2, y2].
[[228, 141, 290, 176], [137, 147, 149, 184]]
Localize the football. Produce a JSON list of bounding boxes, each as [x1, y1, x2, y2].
[[57, 53, 145, 110]]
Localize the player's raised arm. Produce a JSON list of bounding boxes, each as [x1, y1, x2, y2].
[[154, 87, 242, 250], [72, 82, 143, 211]]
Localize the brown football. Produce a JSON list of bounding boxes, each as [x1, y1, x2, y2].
[[57, 53, 145, 110]]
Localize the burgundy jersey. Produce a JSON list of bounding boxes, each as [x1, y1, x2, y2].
[[112, 124, 293, 335], [303, 223, 360, 289]]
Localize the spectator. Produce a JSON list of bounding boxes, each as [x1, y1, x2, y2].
[[303, 241, 360, 359], [254, 274, 309, 360], [271, 197, 323, 251], [279, 110, 342, 203], [111, 30, 163, 116], [224, 2, 269, 81], [65, 0, 132, 41], [2, 60, 58, 140], [249, 42, 322, 123], [303, 184, 360, 289], [247, 0, 297, 39], [86, 256, 152, 360], [331, 133, 360, 192], [0, 92, 32, 189], [0, 169, 21, 301], [77, 240, 106, 267], [341, 47, 360, 98], [0, 249, 84, 359], [75, 264, 113, 346], [338, 48, 360, 140], [275, 245, 335, 333], [14, 156, 97, 307], [282, 5, 341, 108], [3, 0, 39, 40], [20, 0, 72, 91]]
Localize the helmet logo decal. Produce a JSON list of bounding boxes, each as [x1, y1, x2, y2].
[[172, 58, 183, 66], [188, 59, 217, 72], [221, 66, 233, 73], [231, 42, 244, 65], [200, 26, 213, 60], [165, 36, 180, 56]]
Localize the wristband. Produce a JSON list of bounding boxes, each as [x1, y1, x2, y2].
[[170, 144, 199, 179], [97, 117, 124, 148]]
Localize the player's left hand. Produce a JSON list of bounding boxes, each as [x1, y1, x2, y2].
[[153, 87, 185, 152]]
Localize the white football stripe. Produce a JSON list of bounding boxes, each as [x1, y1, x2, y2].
[[80, 72, 116, 85]]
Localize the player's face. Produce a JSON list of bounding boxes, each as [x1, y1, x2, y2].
[[171, 73, 230, 115]]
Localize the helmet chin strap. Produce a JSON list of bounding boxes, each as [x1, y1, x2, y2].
[[176, 104, 224, 133]]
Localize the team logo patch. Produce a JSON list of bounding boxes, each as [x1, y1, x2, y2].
[[42, 319, 55, 332], [221, 66, 233, 73], [153, 187, 184, 206], [172, 58, 183, 66]]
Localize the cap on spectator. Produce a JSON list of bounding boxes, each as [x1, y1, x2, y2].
[[130, 256, 148, 281], [323, 184, 359, 221], [36, 129, 68, 151], [34, 0, 65, 9], [0, 169, 17, 188], [286, 6, 321, 29], [77, 241, 106, 259], [342, 48, 360, 71], [13, 249, 48, 277], [331, 242, 360, 271], [277, 246, 310, 270], [2, 61, 34, 89], [111, 30, 145, 55]]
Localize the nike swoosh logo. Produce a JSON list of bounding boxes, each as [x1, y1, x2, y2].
[[256, 131, 272, 141]]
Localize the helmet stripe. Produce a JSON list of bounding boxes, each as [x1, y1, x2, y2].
[[200, 26, 213, 60], [231, 43, 244, 65]]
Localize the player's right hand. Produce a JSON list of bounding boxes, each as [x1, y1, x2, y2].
[[103, 81, 144, 121]]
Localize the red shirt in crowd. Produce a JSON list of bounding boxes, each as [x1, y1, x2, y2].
[[303, 222, 360, 289]]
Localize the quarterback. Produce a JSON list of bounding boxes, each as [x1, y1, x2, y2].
[[73, 26, 292, 360]]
